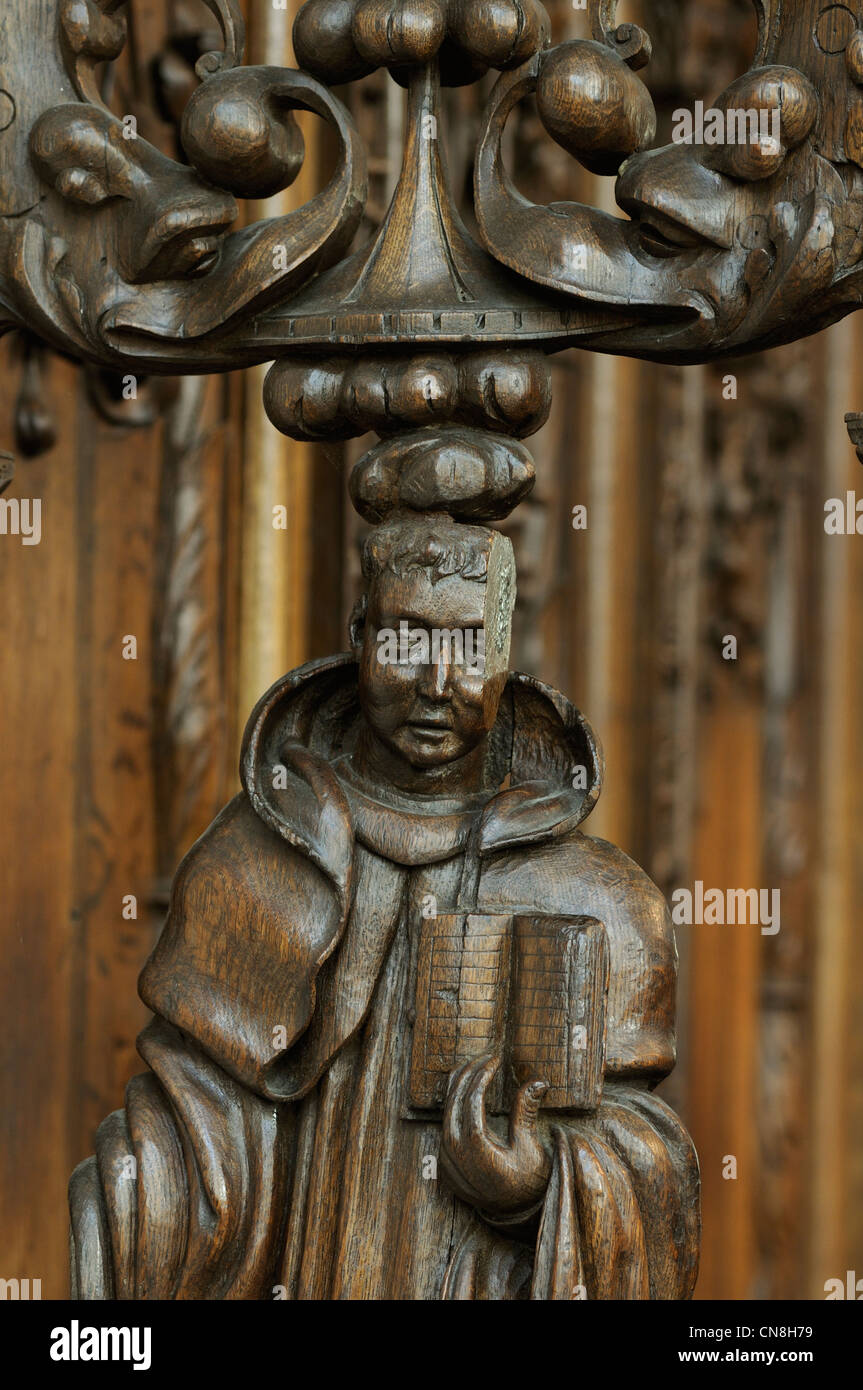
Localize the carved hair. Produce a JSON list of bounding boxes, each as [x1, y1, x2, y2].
[[358, 512, 516, 670], [361, 512, 494, 586]]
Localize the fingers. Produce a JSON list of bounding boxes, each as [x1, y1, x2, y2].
[[445, 1052, 491, 1107], [464, 1054, 501, 1146], [509, 1078, 548, 1145], [441, 1057, 552, 1216], [445, 1051, 498, 1097], [443, 1053, 484, 1156], [443, 1053, 503, 1162]]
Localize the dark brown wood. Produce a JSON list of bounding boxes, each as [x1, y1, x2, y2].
[[67, 489, 700, 1299], [2, 1, 863, 368], [14, 0, 863, 1302], [11, 0, 699, 1303]]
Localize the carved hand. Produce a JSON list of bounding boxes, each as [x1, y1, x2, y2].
[[440, 1053, 552, 1220]]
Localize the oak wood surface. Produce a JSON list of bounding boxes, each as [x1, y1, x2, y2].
[[0, 0, 861, 1303]]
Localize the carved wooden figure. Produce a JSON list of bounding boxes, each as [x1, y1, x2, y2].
[[7, 0, 858, 1301], [70, 503, 700, 1300]]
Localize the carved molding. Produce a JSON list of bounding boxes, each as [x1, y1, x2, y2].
[[3, 0, 863, 373]]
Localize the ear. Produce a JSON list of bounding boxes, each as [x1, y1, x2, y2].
[[348, 594, 368, 652]]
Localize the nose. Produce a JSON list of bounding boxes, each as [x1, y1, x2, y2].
[[419, 641, 451, 700], [616, 143, 732, 250]]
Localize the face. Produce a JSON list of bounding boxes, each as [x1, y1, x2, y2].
[[476, 30, 863, 362], [610, 63, 840, 358], [16, 104, 238, 363], [358, 568, 508, 771]]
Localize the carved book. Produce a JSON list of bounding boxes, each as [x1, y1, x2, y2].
[[409, 912, 609, 1114]]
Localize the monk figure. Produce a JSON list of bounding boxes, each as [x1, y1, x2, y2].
[[70, 512, 700, 1301]]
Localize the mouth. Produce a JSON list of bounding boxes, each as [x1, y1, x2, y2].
[[407, 720, 452, 740]]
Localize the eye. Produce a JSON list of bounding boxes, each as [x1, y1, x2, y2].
[[138, 232, 223, 284], [402, 626, 430, 665], [460, 628, 485, 661]]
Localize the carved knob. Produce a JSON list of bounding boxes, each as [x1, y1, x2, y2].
[[352, 0, 447, 67], [449, 0, 549, 71], [294, 0, 376, 83], [535, 40, 656, 176], [705, 67, 818, 183], [182, 71, 306, 199], [847, 32, 863, 86]]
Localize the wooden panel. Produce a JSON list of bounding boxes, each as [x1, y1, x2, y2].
[[237, 0, 318, 724], [0, 351, 80, 1297], [0, 367, 240, 1299], [687, 691, 762, 1299], [69, 391, 163, 1168], [846, 349, 863, 1285], [809, 316, 859, 1295]]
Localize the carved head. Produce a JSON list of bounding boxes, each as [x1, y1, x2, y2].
[[609, 0, 863, 353], [0, 0, 365, 367], [614, 64, 840, 355], [354, 514, 515, 771], [474, 0, 863, 359]]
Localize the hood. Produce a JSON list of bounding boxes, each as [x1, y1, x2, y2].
[[240, 654, 603, 874]]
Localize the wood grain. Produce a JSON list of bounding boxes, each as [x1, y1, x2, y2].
[[2, 0, 862, 1304]]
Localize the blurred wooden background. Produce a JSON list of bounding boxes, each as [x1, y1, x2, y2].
[[1, 0, 861, 1300]]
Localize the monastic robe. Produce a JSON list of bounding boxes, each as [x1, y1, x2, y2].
[[69, 655, 700, 1301]]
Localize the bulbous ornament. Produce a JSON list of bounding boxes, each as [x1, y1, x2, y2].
[[263, 350, 551, 443], [182, 72, 305, 199], [705, 66, 818, 182], [352, 0, 447, 68], [293, 0, 550, 88], [350, 426, 537, 522], [449, 0, 550, 71], [457, 351, 551, 436], [536, 40, 656, 177], [847, 31, 863, 87], [434, 39, 491, 89], [293, 0, 375, 84]]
